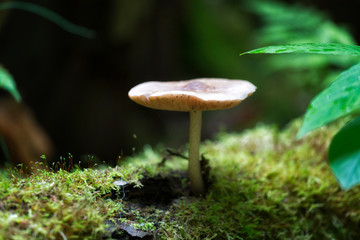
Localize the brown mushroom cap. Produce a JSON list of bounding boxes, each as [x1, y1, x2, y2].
[[128, 78, 256, 111]]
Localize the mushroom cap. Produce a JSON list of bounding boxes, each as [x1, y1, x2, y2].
[[128, 78, 256, 111]]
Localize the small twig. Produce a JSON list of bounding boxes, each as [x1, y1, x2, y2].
[[158, 148, 188, 167], [166, 149, 188, 160]]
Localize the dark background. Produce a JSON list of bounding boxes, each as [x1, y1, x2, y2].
[[0, 0, 359, 164]]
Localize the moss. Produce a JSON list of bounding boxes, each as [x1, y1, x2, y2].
[[1, 118, 360, 239], [0, 167, 141, 239], [160, 119, 360, 239]]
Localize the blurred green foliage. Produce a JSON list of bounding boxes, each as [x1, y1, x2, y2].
[[250, 0, 354, 45], [0, 66, 21, 102], [242, 32, 360, 189], [0, 0, 358, 160], [185, 0, 357, 86], [185, 0, 254, 79], [185, 0, 359, 126], [0, 1, 95, 39], [249, 0, 358, 89]]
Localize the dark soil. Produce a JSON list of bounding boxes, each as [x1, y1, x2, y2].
[[103, 172, 190, 239]]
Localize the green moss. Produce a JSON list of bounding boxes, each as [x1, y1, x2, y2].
[[0, 167, 140, 239], [160, 119, 360, 239], [1, 118, 360, 239]]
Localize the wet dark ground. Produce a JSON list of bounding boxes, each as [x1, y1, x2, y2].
[[103, 172, 191, 240]]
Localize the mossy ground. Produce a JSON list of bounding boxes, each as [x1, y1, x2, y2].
[[1, 119, 360, 239]]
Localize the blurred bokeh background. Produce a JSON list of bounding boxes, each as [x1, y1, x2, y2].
[[0, 0, 359, 166]]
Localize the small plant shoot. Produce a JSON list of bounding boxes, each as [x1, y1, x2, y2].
[[242, 42, 360, 189]]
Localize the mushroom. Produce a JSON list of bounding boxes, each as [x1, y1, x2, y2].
[[128, 78, 256, 196]]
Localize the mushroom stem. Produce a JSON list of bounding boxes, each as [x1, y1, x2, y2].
[[188, 110, 205, 196]]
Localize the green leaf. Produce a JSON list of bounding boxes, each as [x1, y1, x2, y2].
[[297, 62, 360, 138], [329, 116, 360, 189], [241, 43, 360, 56], [0, 1, 96, 39], [0, 67, 21, 102]]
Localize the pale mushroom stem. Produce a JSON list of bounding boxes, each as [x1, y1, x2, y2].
[[189, 110, 205, 196]]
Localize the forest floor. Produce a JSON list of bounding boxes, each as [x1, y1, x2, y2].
[[1, 118, 360, 240]]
